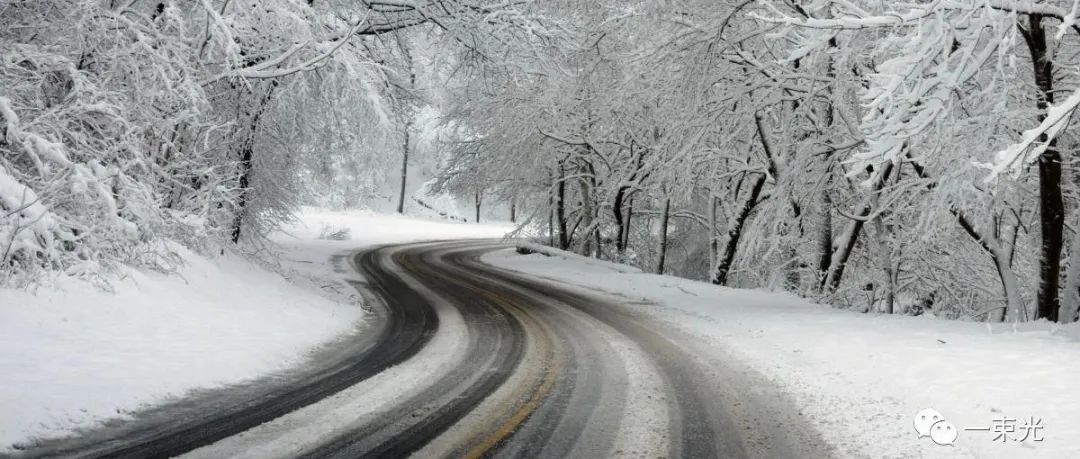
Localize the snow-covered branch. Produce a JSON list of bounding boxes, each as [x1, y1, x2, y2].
[[205, 18, 370, 83], [980, 87, 1080, 180]]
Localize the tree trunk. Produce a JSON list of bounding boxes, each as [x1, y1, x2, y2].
[[875, 217, 895, 314], [616, 143, 646, 257], [872, 168, 895, 313], [510, 199, 516, 223], [613, 185, 630, 254], [992, 245, 1024, 322], [1064, 153, 1080, 322], [230, 142, 253, 244], [577, 159, 597, 257], [548, 168, 556, 246], [714, 115, 779, 286], [785, 201, 803, 292], [1023, 14, 1064, 322], [395, 38, 416, 215], [816, 189, 833, 290], [955, 212, 1021, 322], [396, 124, 409, 214], [474, 189, 482, 223], [229, 81, 277, 244], [1062, 229, 1080, 322], [823, 217, 862, 294], [556, 162, 569, 249], [713, 174, 766, 285], [548, 195, 555, 246], [815, 32, 839, 292], [910, 157, 1016, 321], [657, 197, 671, 275], [823, 162, 894, 292], [709, 194, 719, 276], [594, 222, 602, 259]]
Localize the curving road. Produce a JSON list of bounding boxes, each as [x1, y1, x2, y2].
[[19, 240, 830, 459]]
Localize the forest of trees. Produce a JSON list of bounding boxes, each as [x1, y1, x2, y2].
[[0, 0, 533, 281], [4, 1, 1080, 324]]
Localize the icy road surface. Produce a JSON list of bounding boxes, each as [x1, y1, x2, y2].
[[17, 241, 828, 458]]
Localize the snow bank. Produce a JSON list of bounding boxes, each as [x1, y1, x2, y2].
[[262, 208, 512, 362], [485, 246, 1080, 458], [0, 209, 510, 451], [281, 207, 511, 245], [0, 244, 361, 450]]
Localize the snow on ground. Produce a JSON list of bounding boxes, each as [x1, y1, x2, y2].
[[0, 244, 361, 451], [0, 208, 509, 451], [277, 207, 509, 260], [271, 208, 511, 293], [485, 245, 1080, 459]]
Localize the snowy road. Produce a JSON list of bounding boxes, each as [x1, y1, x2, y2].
[[19, 241, 828, 458]]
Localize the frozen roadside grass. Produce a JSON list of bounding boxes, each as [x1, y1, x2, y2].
[[484, 246, 1080, 459]]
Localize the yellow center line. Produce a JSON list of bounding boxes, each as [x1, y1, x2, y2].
[[396, 250, 563, 457], [462, 286, 563, 459]]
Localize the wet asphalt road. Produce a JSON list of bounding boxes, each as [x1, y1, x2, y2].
[[16, 241, 830, 459]]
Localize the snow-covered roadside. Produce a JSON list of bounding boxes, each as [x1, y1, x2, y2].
[[0, 244, 362, 451], [485, 246, 1080, 459], [273, 207, 511, 289], [0, 209, 509, 452]]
